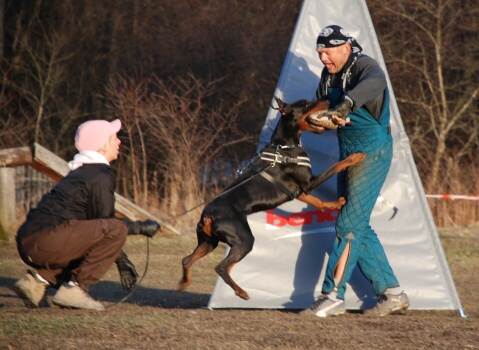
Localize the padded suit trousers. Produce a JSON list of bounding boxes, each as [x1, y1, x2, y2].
[[321, 126, 399, 299], [16, 218, 128, 287]]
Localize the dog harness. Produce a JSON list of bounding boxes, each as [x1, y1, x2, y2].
[[236, 145, 312, 200], [259, 151, 311, 168]]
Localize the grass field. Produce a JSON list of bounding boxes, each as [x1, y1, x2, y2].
[[0, 225, 478, 350]]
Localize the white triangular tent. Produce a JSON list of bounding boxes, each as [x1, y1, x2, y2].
[[208, 0, 463, 313]]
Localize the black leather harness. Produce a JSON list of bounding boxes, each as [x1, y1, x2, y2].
[[237, 144, 311, 200]]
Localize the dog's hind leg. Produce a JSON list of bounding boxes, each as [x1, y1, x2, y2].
[[179, 217, 218, 291], [179, 241, 216, 291], [215, 246, 252, 300], [214, 222, 255, 300]]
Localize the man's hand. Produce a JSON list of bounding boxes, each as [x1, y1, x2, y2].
[[331, 114, 347, 127], [330, 96, 353, 120], [115, 253, 139, 291], [309, 125, 326, 134], [307, 114, 345, 130]]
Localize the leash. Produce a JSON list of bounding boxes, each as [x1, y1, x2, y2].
[[170, 146, 311, 219], [168, 161, 270, 220], [106, 236, 150, 309], [167, 173, 263, 219]]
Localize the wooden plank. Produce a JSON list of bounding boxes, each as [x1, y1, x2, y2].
[[30, 143, 179, 236], [0, 146, 33, 167], [0, 147, 32, 240], [31, 143, 70, 182], [114, 193, 180, 235], [0, 168, 16, 238]]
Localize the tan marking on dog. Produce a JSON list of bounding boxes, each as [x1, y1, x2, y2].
[[202, 216, 213, 237]]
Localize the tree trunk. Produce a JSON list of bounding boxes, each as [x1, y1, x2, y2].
[[0, 0, 4, 62]]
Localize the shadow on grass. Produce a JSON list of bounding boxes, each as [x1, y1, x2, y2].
[[0, 276, 211, 309]]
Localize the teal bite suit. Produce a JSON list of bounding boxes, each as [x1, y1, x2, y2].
[[317, 60, 399, 299]]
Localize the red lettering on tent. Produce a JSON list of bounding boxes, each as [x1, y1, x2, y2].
[[266, 209, 339, 227]]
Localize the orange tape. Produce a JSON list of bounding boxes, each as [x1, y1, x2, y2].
[[426, 194, 479, 200]]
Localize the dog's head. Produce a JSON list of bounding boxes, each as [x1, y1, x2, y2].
[[272, 97, 330, 135]]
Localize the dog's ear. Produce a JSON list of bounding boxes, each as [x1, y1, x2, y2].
[[273, 96, 287, 109], [271, 96, 290, 116]]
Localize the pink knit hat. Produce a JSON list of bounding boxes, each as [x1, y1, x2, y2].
[[74, 119, 122, 152]]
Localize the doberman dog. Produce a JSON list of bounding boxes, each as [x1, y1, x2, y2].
[[179, 98, 365, 300]]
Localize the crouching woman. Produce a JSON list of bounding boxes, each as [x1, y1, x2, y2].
[[14, 119, 160, 311]]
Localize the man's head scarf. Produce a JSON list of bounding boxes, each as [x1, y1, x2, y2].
[[316, 25, 362, 54]]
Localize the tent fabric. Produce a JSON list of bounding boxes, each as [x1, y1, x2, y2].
[[207, 0, 463, 312]]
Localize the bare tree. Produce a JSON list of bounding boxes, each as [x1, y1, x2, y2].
[[105, 76, 150, 206], [147, 74, 253, 228], [370, 0, 479, 193], [106, 74, 254, 231]]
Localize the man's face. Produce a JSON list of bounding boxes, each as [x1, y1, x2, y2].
[[316, 43, 351, 74]]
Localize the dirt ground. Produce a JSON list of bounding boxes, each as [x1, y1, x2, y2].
[[0, 225, 478, 350]]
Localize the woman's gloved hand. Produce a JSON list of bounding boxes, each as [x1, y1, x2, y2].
[[123, 219, 161, 237]]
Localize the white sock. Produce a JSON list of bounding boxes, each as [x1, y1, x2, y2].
[[67, 280, 79, 287], [34, 272, 50, 285], [385, 286, 403, 295]]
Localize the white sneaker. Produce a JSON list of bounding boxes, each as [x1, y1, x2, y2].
[[300, 294, 346, 317], [13, 270, 48, 308], [363, 292, 409, 316], [52, 284, 105, 311]]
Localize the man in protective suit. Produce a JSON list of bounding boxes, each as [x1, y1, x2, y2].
[[301, 25, 409, 317]]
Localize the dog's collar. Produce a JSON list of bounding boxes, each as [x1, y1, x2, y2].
[[269, 142, 297, 149], [259, 151, 312, 168]]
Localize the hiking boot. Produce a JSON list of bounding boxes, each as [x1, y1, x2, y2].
[[299, 294, 346, 317], [52, 284, 105, 311], [13, 270, 48, 308], [363, 292, 410, 316]]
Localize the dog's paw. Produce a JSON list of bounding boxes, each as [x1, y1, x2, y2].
[[348, 152, 366, 165], [331, 197, 346, 209], [236, 289, 251, 300], [178, 279, 191, 291]]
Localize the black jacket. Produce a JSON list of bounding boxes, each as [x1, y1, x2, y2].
[[17, 163, 116, 238]]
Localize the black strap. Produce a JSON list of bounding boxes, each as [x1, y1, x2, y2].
[[250, 164, 301, 200]]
